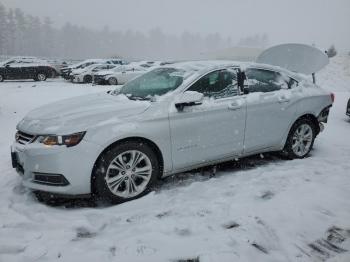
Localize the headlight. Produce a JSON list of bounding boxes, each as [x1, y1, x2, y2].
[[36, 132, 86, 147]]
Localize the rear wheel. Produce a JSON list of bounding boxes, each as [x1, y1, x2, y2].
[[283, 118, 316, 159], [83, 75, 92, 83], [93, 141, 159, 203], [0, 74, 4, 82], [108, 77, 118, 85], [35, 72, 47, 81]]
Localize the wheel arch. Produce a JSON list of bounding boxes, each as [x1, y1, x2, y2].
[[295, 113, 320, 135], [281, 112, 320, 150], [90, 136, 164, 195]]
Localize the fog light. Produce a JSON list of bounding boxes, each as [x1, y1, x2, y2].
[[33, 172, 69, 186]]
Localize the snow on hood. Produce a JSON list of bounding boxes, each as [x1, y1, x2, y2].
[[17, 92, 151, 135]]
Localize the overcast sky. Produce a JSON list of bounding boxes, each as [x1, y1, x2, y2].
[[2, 0, 350, 51]]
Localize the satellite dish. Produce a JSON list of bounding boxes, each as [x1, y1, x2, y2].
[[256, 43, 329, 75]]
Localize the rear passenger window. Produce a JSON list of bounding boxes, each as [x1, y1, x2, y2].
[[246, 68, 297, 93]]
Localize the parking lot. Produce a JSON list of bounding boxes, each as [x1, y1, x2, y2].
[[0, 56, 350, 261]]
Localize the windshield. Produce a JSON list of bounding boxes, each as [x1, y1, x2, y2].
[[117, 67, 187, 99]]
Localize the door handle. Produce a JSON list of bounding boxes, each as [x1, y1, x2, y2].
[[228, 103, 242, 110], [278, 96, 290, 103]]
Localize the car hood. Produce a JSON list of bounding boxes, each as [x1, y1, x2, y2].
[[17, 92, 151, 135]]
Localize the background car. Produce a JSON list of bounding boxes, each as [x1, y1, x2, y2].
[[60, 58, 127, 80], [71, 64, 117, 83], [93, 61, 163, 85], [0, 57, 58, 82], [104, 66, 148, 85], [347, 98, 350, 117]]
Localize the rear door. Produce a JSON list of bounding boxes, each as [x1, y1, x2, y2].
[[243, 67, 298, 153]]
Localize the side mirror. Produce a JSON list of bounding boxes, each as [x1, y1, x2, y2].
[[175, 91, 204, 111], [5, 64, 10, 68]]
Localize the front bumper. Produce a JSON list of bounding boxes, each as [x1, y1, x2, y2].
[[11, 139, 103, 195], [71, 75, 83, 83]]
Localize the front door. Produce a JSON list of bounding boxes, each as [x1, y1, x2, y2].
[[169, 68, 247, 171]]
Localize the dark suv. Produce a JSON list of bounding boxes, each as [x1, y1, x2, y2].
[[0, 58, 57, 82]]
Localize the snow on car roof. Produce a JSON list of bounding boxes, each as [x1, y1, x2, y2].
[[163, 60, 306, 82]]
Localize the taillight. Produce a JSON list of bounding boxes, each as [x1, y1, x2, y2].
[[331, 93, 335, 103]]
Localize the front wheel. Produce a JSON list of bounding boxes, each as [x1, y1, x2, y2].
[[283, 118, 316, 159], [83, 75, 92, 83], [35, 72, 47, 81], [93, 141, 159, 203], [108, 77, 118, 85]]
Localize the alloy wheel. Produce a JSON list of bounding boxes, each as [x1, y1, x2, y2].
[[105, 150, 152, 198], [37, 73, 46, 81], [291, 124, 313, 157], [109, 77, 117, 85]]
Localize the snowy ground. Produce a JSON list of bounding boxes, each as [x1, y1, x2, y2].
[[0, 56, 350, 262]]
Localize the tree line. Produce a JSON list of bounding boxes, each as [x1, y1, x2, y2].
[[0, 2, 271, 61]]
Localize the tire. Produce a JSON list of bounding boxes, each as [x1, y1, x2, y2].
[[35, 72, 47, 81], [108, 77, 118, 85], [283, 118, 316, 159], [0, 74, 4, 82], [93, 141, 160, 204], [83, 75, 92, 83]]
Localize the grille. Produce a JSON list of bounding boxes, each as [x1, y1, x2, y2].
[[16, 131, 36, 145]]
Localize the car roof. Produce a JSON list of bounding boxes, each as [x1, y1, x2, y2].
[[163, 60, 305, 82]]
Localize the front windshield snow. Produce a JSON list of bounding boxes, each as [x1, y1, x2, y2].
[[117, 67, 187, 99]]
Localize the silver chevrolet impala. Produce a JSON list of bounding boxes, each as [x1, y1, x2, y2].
[[11, 44, 334, 203]]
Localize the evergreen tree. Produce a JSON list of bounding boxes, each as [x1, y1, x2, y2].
[[0, 3, 8, 55], [326, 45, 337, 58]]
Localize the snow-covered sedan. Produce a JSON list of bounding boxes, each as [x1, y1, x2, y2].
[[104, 66, 148, 85], [61, 59, 127, 80], [93, 65, 148, 85], [71, 64, 117, 83], [11, 44, 334, 203]]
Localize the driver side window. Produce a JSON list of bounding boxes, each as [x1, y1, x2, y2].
[[188, 69, 239, 99]]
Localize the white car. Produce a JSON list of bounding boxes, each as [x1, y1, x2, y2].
[[61, 59, 127, 80], [104, 66, 149, 85], [11, 44, 333, 203], [93, 64, 149, 85], [71, 64, 117, 83]]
